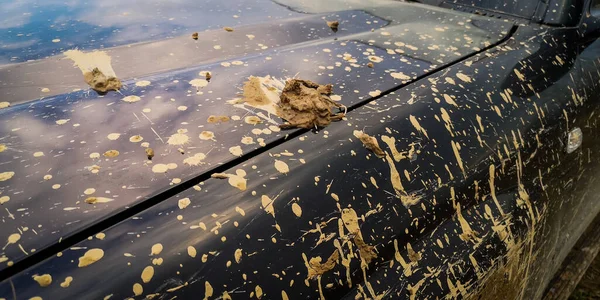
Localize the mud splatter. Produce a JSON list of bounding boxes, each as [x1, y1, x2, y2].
[[152, 164, 169, 173], [207, 115, 230, 123], [409, 115, 429, 138], [122, 95, 141, 103], [103, 150, 119, 158], [0, 171, 15, 181], [199, 131, 215, 140], [135, 80, 151, 87], [60, 276, 73, 288], [167, 130, 190, 146], [211, 170, 247, 191], [354, 131, 385, 157], [229, 146, 243, 157], [64, 50, 122, 93], [141, 266, 154, 283], [85, 197, 114, 204], [32, 274, 52, 287], [184, 153, 206, 166], [274, 160, 289, 174], [78, 248, 104, 267], [326, 20, 339, 32]]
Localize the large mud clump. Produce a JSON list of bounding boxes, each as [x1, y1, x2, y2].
[[83, 68, 122, 93], [277, 79, 345, 129]]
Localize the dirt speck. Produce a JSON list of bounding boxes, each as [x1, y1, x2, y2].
[[145, 148, 154, 160], [367, 62, 374, 68], [353, 131, 385, 157], [278, 79, 346, 129], [326, 20, 339, 32], [0, 102, 9, 109], [192, 32, 199, 40], [224, 27, 234, 32]]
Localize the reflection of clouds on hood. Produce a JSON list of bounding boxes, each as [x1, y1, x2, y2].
[[0, 0, 300, 63], [273, 0, 393, 13], [0, 13, 30, 30], [0, 38, 39, 50]]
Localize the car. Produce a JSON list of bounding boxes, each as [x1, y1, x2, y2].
[[0, 0, 599, 299]]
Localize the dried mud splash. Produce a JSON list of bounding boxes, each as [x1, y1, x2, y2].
[[277, 79, 346, 129], [83, 68, 122, 93], [64, 50, 122, 93]]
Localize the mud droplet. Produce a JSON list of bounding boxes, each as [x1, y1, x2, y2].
[[167, 132, 189, 145], [0, 196, 9, 204], [224, 26, 234, 32], [229, 146, 243, 157], [178, 198, 191, 209], [135, 80, 151, 87], [103, 150, 119, 158], [234, 248, 243, 263], [184, 153, 206, 166], [207, 115, 229, 123], [89, 152, 100, 159], [0, 171, 15, 182], [152, 164, 169, 173], [188, 246, 197, 258], [146, 148, 154, 160], [244, 116, 262, 125], [151, 243, 163, 256], [353, 131, 384, 157], [133, 283, 143, 296], [106, 133, 120, 140], [189, 79, 208, 89], [60, 276, 73, 288], [368, 56, 383, 63], [55, 119, 70, 125], [129, 135, 143, 143], [122, 95, 141, 103], [84, 188, 96, 195], [32, 274, 52, 287], [0, 102, 10, 109], [274, 160, 289, 174], [199, 131, 215, 140], [141, 266, 154, 283], [78, 248, 104, 267], [292, 203, 302, 217], [391, 72, 411, 80], [85, 197, 113, 204], [368, 90, 381, 97], [33, 151, 44, 157]]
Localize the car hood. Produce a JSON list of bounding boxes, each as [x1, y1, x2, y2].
[[0, 0, 512, 276]]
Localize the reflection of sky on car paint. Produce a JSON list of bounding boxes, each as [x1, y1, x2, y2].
[[0, 0, 302, 64]]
